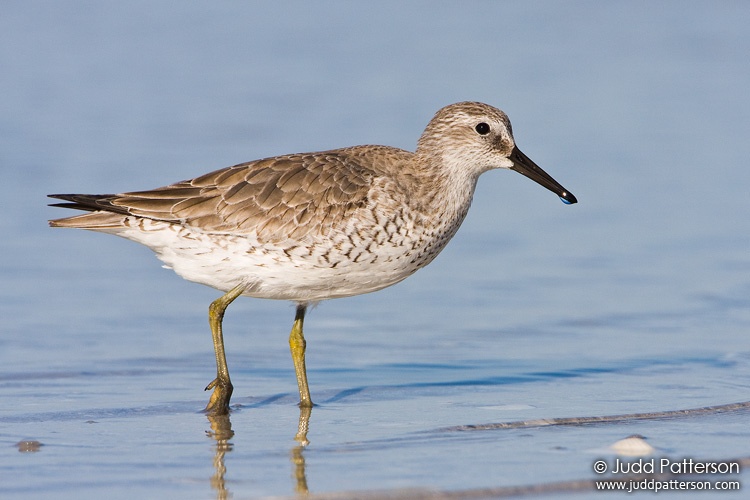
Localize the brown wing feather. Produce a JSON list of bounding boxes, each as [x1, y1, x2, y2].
[[50, 145, 416, 241], [105, 148, 386, 243]]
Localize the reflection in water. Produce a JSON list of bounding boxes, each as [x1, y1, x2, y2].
[[292, 406, 312, 494], [206, 413, 234, 500], [205, 406, 313, 499]]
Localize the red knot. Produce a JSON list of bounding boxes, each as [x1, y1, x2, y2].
[[49, 101, 577, 414]]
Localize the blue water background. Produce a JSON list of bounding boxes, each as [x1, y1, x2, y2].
[[1, 2, 749, 498]]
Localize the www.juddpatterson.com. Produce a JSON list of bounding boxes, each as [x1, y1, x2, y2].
[[592, 459, 741, 493], [595, 478, 740, 493]]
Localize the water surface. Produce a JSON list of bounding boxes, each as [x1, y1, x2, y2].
[[1, 2, 749, 498]]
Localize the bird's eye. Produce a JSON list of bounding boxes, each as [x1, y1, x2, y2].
[[475, 122, 490, 135]]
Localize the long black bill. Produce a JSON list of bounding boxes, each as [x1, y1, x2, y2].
[[509, 147, 577, 205]]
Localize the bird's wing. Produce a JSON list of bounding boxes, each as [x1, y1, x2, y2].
[[51, 147, 409, 243]]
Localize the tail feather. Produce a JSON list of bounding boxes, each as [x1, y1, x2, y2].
[[48, 193, 123, 212], [48, 193, 129, 229]]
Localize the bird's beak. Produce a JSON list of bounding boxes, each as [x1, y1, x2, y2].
[[509, 147, 577, 205]]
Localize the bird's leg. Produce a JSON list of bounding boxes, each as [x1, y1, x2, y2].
[[205, 284, 245, 415], [289, 304, 313, 407]]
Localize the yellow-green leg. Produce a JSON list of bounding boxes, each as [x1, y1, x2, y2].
[[205, 284, 245, 415], [289, 304, 313, 407]]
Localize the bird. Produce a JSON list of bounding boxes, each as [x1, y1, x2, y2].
[[49, 101, 577, 415]]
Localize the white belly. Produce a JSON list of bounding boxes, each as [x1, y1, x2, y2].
[[109, 215, 457, 302]]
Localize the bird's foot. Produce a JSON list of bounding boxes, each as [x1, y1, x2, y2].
[[204, 377, 233, 415]]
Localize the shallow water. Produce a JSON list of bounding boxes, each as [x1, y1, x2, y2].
[[2, 2, 749, 498]]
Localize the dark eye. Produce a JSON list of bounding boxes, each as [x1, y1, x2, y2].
[[475, 122, 490, 135]]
